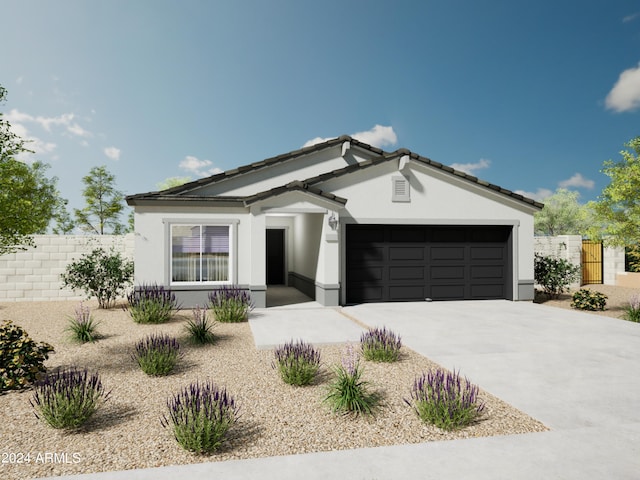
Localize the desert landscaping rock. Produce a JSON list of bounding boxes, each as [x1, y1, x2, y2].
[[0, 300, 548, 479]]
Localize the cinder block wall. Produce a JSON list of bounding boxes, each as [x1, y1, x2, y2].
[[534, 235, 625, 287], [0, 235, 134, 302]]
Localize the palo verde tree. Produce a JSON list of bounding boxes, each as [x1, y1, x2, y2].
[[74, 165, 126, 234], [586, 137, 640, 247], [0, 85, 66, 254], [534, 188, 590, 236]]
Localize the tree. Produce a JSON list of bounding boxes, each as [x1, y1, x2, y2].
[[74, 165, 126, 234], [534, 188, 590, 236], [586, 137, 640, 246], [156, 176, 191, 191], [0, 85, 65, 254]]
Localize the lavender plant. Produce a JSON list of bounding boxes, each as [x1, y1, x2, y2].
[[324, 344, 379, 416], [127, 284, 180, 324], [185, 305, 215, 344], [30, 367, 110, 430], [623, 294, 640, 322], [161, 381, 239, 454], [66, 302, 100, 343], [406, 368, 485, 431], [272, 339, 321, 386], [132, 333, 180, 376], [209, 286, 254, 323], [360, 327, 402, 362]]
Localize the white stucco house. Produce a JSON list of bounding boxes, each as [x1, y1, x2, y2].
[[126, 136, 543, 308]]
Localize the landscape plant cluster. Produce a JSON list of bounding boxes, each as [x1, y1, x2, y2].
[[534, 254, 580, 299], [273, 327, 484, 430], [570, 289, 608, 311], [22, 284, 253, 453]]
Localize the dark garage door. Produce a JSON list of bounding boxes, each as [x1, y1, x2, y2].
[[345, 225, 512, 303]]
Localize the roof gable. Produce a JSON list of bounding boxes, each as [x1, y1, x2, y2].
[[126, 136, 543, 210]]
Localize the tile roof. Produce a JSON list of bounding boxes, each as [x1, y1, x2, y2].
[[126, 135, 543, 210]]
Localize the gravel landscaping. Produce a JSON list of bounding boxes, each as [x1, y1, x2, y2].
[[0, 300, 549, 479]]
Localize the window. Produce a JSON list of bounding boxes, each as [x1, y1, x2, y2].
[[171, 224, 230, 283]]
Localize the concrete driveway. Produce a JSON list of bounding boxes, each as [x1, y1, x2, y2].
[[46, 300, 640, 480]]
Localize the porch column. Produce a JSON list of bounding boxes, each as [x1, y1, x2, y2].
[[315, 211, 340, 306], [249, 207, 267, 308]]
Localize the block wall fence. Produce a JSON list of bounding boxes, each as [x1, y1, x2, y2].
[[0, 234, 134, 302], [0, 234, 627, 302]]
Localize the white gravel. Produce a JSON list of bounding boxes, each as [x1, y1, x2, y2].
[[0, 300, 547, 480]]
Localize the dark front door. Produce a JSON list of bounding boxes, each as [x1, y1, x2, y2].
[[345, 224, 512, 304], [266, 229, 285, 285]]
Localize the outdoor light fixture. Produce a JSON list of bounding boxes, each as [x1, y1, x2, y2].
[[328, 212, 338, 230]]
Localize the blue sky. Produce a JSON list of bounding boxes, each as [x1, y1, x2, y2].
[[3, 0, 640, 222]]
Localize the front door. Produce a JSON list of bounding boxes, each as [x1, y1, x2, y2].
[[266, 229, 285, 285]]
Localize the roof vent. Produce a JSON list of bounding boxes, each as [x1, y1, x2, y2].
[[392, 175, 410, 202]]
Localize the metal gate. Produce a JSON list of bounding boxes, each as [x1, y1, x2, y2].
[[581, 240, 603, 284]]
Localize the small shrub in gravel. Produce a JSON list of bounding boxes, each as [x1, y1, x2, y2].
[[127, 284, 180, 324], [534, 254, 580, 299], [30, 367, 110, 430], [272, 339, 321, 386], [570, 289, 607, 311], [324, 344, 379, 416], [622, 294, 640, 322], [133, 334, 180, 376], [0, 320, 54, 393], [185, 305, 215, 345], [209, 285, 253, 323], [406, 368, 485, 431], [360, 327, 402, 362], [66, 302, 100, 343], [161, 381, 239, 454]]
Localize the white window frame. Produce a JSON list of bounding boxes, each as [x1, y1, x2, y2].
[[164, 219, 238, 285]]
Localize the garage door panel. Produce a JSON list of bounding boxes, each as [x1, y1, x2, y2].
[[431, 265, 465, 280], [471, 284, 505, 298], [389, 266, 425, 280], [347, 247, 384, 263], [390, 247, 424, 261], [431, 284, 465, 299], [349, 267, 384, 282], [346, 225, 510, 303], [430, 246, 465, 261], [390, 285, 425, 300], [471, 246, 504, 260], [471, 265, 504, 279]]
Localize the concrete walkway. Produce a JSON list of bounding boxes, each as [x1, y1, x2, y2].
[[44, 300, 640, 480]]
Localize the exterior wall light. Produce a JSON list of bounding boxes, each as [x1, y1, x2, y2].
[[328, 212, 338, 230]]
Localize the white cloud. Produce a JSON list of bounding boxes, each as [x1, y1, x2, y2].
[[67, 122, 91, 138], [450, 158, 491, 175], [5, 120, 56, 159], [605, 62, 640, 112], [179, 156, 223, 177], [303, 124, 398, 149], [104, 147, 121, 161], [558, 173, 595, 189], [515, 188, 553, 202], [623, 12, 640, 23]]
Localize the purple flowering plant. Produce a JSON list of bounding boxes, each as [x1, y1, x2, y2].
[[66, 302, 101, 343], [185, 305, 215, 344], [405, 368, 485, 431], [324, 343, 379, 416], [132, 333, 181, 376], [360, 327, 402, 362], [272, 339, 321, 386], [209, 285, 254, 323], [623, 294, 640, 322]]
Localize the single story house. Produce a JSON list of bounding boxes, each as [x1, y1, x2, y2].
[[126, 136, 543, 308]]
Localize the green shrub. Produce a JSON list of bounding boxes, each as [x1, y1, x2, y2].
[[185, 305, 215, 345], [406, 368, 485, 431], [623, 294, 640, 322], [161, 381, 239, 454], [30, 367, 110, 429], [208, 286, 253, 323], [60, 247, 134, 308], [272, 340, 321, 386], [127, 284, 180, 324], [534, 254, 580, 299], [0, 320, 54, 393], [66, 302, 100, 343], [133, 334, 180, 376], [360, 327, 402, 363], [324, 344, 379, 416], [570, 289, 607, 311]]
